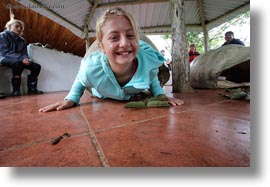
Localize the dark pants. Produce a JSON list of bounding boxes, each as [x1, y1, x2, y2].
[[1, 57, 41, 78]]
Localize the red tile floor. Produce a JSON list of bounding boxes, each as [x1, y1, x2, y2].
[[0, 85, 250, 167]]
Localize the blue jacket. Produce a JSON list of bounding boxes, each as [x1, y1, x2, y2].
[[0, 30, 29, 63], [65, 40, 165, 103]]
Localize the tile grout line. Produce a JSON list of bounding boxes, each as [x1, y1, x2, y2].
[[0, 132, 90, 152], [0, 139, 50, 152], [185, 99, 250, 122], [189, 107, 250, 122], [79, 107, 110, 167], [95, 109, 194, 133], [95, 114, 172, 133], [196, 99, 239, 107]]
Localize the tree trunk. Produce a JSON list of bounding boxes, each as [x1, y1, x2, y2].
[[170, 0, 193, 93]]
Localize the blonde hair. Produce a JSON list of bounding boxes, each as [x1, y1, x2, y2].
[[5, 19, 24, 30], [95, 7, 139, 43]]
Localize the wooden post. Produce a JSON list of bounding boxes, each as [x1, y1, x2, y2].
[[170, 0, 193, 93], [84, 25, 90, 50], [198, 0, 208, 52]]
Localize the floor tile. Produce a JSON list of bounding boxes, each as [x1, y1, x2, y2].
[[0, 91, 92, 149], [95, 110, 250, 167], [195, 100, 250, 121], [0, 134, 102, 167], [0, 107, 88, 149], [0, 88, 250, 167], [80, 98, 188, 131], [171, 89, 227, 108]]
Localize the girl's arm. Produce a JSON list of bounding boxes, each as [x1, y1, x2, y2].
[[39, 78, 86, 112], [0, 33, 9, 54]]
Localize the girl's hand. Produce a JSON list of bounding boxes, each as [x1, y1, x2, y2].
[[39, 100, 75, 112], [167, 96, 184, 106]]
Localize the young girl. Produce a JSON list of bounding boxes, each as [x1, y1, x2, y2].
[[188, 44, 200, 63], [0, 19, 43, 96], [39, 7, 183, 112]]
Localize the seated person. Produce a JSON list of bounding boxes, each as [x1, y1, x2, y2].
[[160, 49, 172, 71], [188, 44, 200, 63], [221, 31, 245, 46], [0, 19, 43, 96]]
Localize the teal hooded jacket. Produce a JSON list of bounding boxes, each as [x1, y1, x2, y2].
[[65, 40, 165, 104]]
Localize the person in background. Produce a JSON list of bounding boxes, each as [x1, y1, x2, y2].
[[188, 44, 200, 63], [160, 49, 171, 71], [0, 19, 43, 96], [221, 31, 245, 46], [39, 7, 183, 112]]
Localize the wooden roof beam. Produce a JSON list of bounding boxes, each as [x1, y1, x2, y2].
[[85, 0, 100, 28], [97, 0, 168, 8], [83, 0, 100, 48]]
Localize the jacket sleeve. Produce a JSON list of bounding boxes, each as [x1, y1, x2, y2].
[[64, 76, 86, 104], [139, 40, 165, 62], [0, 33, 9, 56], [236, 39, 245, 46], [138, 41, 165, 96], [22, 41, 29, 59], [64, 56, 95, 104]]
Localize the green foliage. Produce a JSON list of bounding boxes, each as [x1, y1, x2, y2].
[[208, 11, 250, 49], [187, 31, 204, 54], [161, 11, 250, 54]]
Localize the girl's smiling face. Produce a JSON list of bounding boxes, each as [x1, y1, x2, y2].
[[98, 14, 139, 69]]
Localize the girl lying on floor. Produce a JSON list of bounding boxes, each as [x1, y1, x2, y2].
[[39, 7, 183, 112]]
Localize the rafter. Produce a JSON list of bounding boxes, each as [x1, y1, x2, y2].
[[83, 0, 100, 47], [207, 2, 250, 26], [85, 0, 100, 29], [27, 0, 83, 32], [97, 0, 168, 8]]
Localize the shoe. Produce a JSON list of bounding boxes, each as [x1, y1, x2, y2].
[[27, 75, 43, 95], [11, 91, 21, 96], [0, 93, 6, 99], [28, 89, 43, 95], [11, 77, 21, 96]]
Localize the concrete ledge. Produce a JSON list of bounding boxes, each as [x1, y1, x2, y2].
[[28, 44, 82, 93], [0, 65, 30, 94], [0, 44, 82, 94]]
